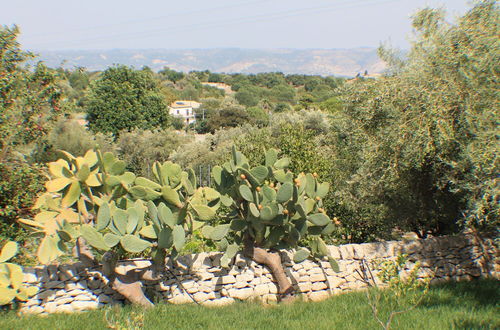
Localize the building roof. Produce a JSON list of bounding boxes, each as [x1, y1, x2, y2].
[[169, 100, 201, 109]]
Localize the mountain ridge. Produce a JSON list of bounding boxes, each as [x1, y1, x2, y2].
[[34, 48, 386, 77]]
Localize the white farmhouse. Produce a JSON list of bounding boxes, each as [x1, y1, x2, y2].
[[168, 100, 201, 125]]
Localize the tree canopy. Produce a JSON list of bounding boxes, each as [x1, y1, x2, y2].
[[86, 65, 170, 135]]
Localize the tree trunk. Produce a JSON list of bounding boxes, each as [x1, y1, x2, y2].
[[243, 243, 295, 302], [101, 251, 155, 308]]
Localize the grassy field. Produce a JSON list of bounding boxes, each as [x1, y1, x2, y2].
[[1, 279, 498, 330]]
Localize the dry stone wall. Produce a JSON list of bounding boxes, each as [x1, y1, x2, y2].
[[20, 234, 498, 315]]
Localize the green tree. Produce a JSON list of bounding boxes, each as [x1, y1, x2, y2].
[[86, 66, 170, 135], [333, 1, 499, 237], [206, 106, 251, 133], [158, 67, 185, 83], [0, 25, 61, 160], [0, 25, 60, 241]]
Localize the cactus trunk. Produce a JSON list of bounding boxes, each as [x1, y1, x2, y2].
[[100, 251, 155, 308], [243, 242, 295, 301], [111, 276, 154, 308]]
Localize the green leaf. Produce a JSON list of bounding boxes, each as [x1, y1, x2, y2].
[[262, 185, 276, 201], [209, 224, 230, 241], [250, 166, 269, 182], [76, 164, 90, 182], [265, 149, 278, 167], [37, 236, 59, 264], [231, 145, 241, 165], [212, 166, 222, 186], [201, 225, 214, 238], [0, 241, 18, 263], [305, 173, 316, 197], [147, 201, 160, 229], [317, 237, 329, 256], [191, 204, 216, 221], [239, 168, 259, 187], [260, 206, 276, 221], [188, 168, 197, 188], [61, 181, 81, 207], [328, 256, 340, 273], [308, 213, 330, 226], [161, 186, 182, 207], [276, 182, 293, 203], [113, 209, 128, 235], [230, 219, 247, 231], [96, 202, 111, 231], [119, 172, 136, 185], [264, 227, 284, 248], [221, 244, 239, 268], [295, 203, 307, 219], [249, 203, 260, 217], [102, 152, 116, 172], [126, 207, 140, 234], [293, 248, 310, 263], [305, 199, 316, 214], [0, 288, 16, 305], [120, 235, 151, 253], [158, 227, 173, 249], [135, 177, 162, 190], [139, 225, 157, 239], [45, 177, 73, 193], [110, 160, 126, 175], [200, 187, 220, 201], [274, 157, 290, 169], [104, 233, 120, 248], [316, 182, 330, 198], [80, 225, 109, 251], [322, 223, 335, 235], [106, 175, 121, 187], [158, 203, 175, 228], [238, 184, 254, 202], [57, 230, 72, 242], [220, 195, 234, 207], [172, 225, 185, 251]]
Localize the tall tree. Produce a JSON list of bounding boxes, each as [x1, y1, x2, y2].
[[86, 66, 170, 135]]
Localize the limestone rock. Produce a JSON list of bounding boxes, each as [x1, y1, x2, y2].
[[309, 290, 330, 302], [228, 287, 253, 300], [71, 300, 98, 311]]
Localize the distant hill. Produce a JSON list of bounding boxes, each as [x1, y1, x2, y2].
[[34, 48, 386, 77]]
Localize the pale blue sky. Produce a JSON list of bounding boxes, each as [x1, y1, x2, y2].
[[2, 0, 471, 50]]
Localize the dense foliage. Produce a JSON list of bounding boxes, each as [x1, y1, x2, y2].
[[86, 66, 170, 135], [329, 1, 499, 238], [0, 1, 498, 275]]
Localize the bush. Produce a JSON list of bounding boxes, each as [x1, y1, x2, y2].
[[32, 118, 115, 163], [0, 161, 45, 242], [116, 129, 193, 178]]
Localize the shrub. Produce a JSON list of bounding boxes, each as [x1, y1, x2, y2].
[[0, 161, 45, 242], [116, 129, 193, 178]]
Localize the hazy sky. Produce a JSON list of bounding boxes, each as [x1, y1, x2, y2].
[[3, 0, 471, 51]]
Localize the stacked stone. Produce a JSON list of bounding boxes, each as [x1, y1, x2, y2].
[[19, 234, 498, 314], [20, 264, 124, 315]]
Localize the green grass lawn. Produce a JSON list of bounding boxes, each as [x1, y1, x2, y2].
[[1, 279, 498, 330]]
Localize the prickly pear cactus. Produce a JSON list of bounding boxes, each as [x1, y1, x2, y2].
[[21, 149, 220, 265], [0, 241, 38, 305], [211, 146, 339, 271]]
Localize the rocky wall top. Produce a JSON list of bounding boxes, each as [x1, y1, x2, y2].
[[19, 234, 499, 315]]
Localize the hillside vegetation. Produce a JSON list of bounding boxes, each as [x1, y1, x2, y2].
[[0, 0, 498, 258]]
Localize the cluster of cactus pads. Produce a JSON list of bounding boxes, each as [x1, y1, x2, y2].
[[21, 149, 220, 306], [21, 147, 339, 306], [0, 241, 38, 305], [208, 147, 338, 297]]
